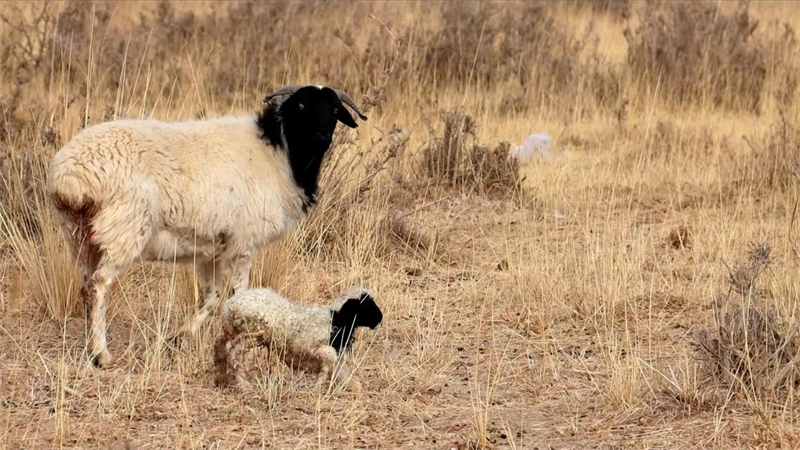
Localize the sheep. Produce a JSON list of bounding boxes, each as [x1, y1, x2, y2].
[[47, 85, 368, 368], [213, 286, 383, 391]]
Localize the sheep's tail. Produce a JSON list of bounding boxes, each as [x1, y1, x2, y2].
[[48, 166, 101, 253], [48, 157, 103, 216], [213, 327, 237, 387]]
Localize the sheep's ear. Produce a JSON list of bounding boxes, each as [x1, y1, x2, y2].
[[337, 106, 358, 129]]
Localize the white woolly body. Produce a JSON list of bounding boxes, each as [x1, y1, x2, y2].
[[48, 116, 305, 265], [216, 287, 373, 390], [222, 288, 332, 355]]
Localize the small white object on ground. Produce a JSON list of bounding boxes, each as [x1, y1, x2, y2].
[[511, 133, 569, 164]]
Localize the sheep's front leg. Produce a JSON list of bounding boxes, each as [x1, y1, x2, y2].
[[173, 259, 227, 341], [231, 253, 254, 295], [314, 346, 361, 391], [188, 252, 254, 334]]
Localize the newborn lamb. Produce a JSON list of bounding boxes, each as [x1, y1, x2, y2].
[[214, 286, 383, 390]]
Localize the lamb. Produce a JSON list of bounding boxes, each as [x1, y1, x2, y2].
[[47, 85, 368, 368], [214, 286, 383, 391]]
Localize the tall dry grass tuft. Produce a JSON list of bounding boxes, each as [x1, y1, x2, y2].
[[567, 0, 631, 22], [694, 244, 800, 395], [0, 167, 80, 321], [288, 25, 432, 264], [1, 91, 79, 320]]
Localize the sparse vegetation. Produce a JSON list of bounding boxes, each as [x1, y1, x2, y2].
[[625, 0, 798, 112], [1, 1, 800, 448]]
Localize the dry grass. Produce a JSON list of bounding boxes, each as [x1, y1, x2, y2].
[[2, 1, 800, 448]]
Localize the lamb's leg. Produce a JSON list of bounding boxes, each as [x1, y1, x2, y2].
[[86, 254, 123, 368], [313, 347, 337, 388], [215, 328, 262, 388], [312, 346, 361, 392], [333, 360, 361, 392], [215, 327, 243, 387], [229, 333, 260, 389]]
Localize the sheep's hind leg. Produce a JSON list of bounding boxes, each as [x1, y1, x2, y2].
[[82, 187, 156, 368], [62, 220, 105, 365], [85, 254, 124, 368]]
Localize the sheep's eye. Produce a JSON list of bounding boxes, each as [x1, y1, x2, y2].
[[298, 103, 304, 111], [333, 108, 339, 115]]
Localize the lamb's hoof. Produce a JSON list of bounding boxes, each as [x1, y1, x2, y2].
[[168, 332, 188, 349], [91, 350, 115, 368], [315, 377, 332, 391], [347, 379, 362, 393]]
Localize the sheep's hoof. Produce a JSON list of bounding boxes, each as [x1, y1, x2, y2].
[[91, 350, 115, 368]]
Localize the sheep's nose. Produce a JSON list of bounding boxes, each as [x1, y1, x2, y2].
[[315, 131, 332, 141]]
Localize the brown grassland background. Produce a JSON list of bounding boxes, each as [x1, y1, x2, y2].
[[1, 1, 800, 448]]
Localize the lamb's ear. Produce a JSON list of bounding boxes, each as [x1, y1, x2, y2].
[[337, 105, 358, 129], [355, 293, 383, 329]]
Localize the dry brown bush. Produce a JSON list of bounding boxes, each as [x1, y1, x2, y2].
[[567, 0, 631, 22], [694, 244, 800, 395], [420, 3, 621, 112], [732, 111, 800, 194], [0, 92, 55, 238], [1, 1, 396, 113], [625, 0, 796, 112], [421, 108, 521, 197]]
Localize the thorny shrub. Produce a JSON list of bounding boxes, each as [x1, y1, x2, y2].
[[693, 244, 800, 395], [421, 108, 521, 197], [733, 111, 800, 194]]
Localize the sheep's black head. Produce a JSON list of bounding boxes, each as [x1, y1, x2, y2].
[[257, 85, 367, 210], [280, 86, 359, 142], [330, 290, 383, 354]]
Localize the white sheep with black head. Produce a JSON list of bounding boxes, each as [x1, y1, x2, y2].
[[214, 286, 383, 391], [47, 85, 367, 368]]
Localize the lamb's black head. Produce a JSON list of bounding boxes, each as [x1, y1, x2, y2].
[[257, 85, 367, 210], [330, 290, 383, 354]]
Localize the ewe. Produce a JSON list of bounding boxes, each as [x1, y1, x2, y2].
[[48, 85, 367, 367], [214, 286, 382, 391]]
